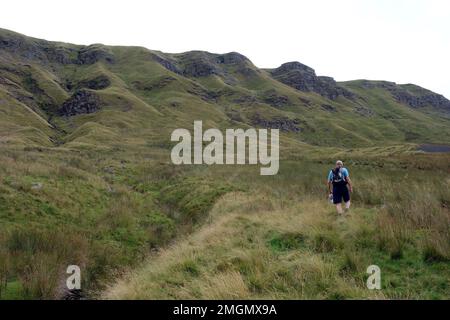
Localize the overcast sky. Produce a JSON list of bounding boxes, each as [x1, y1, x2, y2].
[[2, 0, 449, 98]]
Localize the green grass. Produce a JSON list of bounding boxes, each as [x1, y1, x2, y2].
[[103, 158, 449, 299]]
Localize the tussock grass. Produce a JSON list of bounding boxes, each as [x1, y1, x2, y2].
[[103, 156, 449, 300], [1, 147, 449, 299]]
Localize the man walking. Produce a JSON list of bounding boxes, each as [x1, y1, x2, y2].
[[327, 160, 353, 214]]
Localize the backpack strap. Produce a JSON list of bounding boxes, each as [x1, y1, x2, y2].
[[332, 167, 347, 185]]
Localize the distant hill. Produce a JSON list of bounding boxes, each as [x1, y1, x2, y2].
[[1, 27, 449, 150]]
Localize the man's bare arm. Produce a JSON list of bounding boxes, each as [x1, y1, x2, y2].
[[346, 177, 353, 193], [327, 180, 332, 196]]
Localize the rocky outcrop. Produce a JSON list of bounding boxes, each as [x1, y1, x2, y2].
[[217, 52, 258, 78], [354, 105, 374, 117], [40, 44, 115, 65], [0, 30, 114, 65], [271, 62, 354, 100], [42, 45, 79, 64], [179, 52, 220, 77], [317, 76, 354, 100], [0, 31, 47, 61], [393, 89, 450, 112], [321, 104, 337, 112], [176, 51, 256, 80], [77, 45, 115, 65], [152, 53, 181, 74], [216, 52, 249, 65], [184, 60, 217, 77], [361, 81, 450, 112], [260, 89, 290, 108], [59, 90, 102, 116], [251, 114, 301, 132], [232, 94, 257, 105], [77, 75, 111, 90], [271, 62, 316, 91]]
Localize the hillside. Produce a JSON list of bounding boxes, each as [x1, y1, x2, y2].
[[0, 28, 449, 299], [1, 28, 450, 150]]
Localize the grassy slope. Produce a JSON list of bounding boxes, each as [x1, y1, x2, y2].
[[1, 28, 450, 151]]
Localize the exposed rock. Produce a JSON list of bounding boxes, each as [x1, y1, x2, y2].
[[321, 104, 337, 112], [260, 89, 290, 108], [354, 105, 374, 117], [59, 90, 102, 116], [0, 69, 16, 84], [271, 62, 354, 100], [317, 76, 355, 100], [363, 81, 450, 113], [184, 60, 217, 77], [173, 51, 256, 82], [0, 33, 47, 61], [180, 52, 220, 77], [252, 114, 301, 132], [392, 89, 450, 111], [177, 51, 254, 79], [22, 72, 45, 95], [271, 62, 316, 92], [0, 30, 115, 65], [77, 45, 115, 65], [11, 69, 60, 114], [216, 52, 249, 65], [42, 45, 78, 64], [217, 52, 258, 78], [78, 75, 111, 90], [152, 53, 181, 74], [232, 94, 257, 105], [298, 97, 312, 106], [2, 80, 38, 111]]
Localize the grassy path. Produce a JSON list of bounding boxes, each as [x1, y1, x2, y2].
[[103, 191, 384, 299]]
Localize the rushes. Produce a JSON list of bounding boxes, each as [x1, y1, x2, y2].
[[104, 157, 450, 300], [375, 182, 450, 262], [1, 145, 449, 299]]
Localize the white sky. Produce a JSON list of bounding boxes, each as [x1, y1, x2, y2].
[[2, 0, 449, 98]]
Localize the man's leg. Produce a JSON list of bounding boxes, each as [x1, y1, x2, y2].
[[343, 186, 351, 211], [333, 186, 344, 214]]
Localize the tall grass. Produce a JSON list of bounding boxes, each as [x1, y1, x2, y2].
[[1, 144, 449, 299], [104, 155, 450, 300]]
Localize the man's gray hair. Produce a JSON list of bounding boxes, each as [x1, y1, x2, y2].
[[336, 160, 343, 165]]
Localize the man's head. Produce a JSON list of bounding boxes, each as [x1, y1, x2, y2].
[[336, 160, 343, 169]]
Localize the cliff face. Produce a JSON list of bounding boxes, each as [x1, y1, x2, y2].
[[0, 29, 114, 65], [270, 62, 355, 100]]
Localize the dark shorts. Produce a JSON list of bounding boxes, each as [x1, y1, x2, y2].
[[333, 184, 350, 204]]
